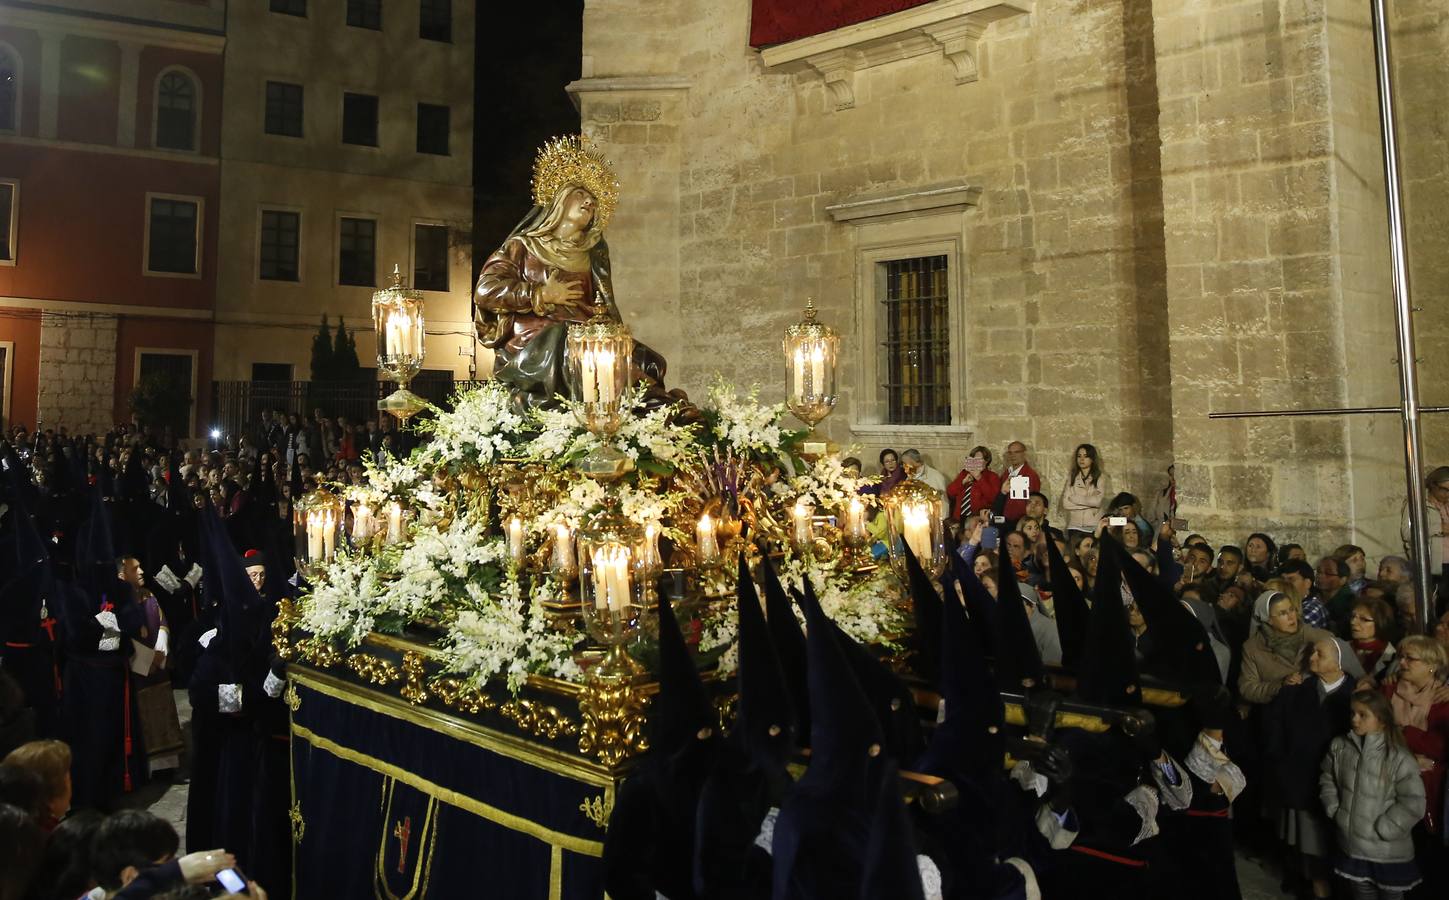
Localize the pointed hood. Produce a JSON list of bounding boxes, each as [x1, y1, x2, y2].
[[797, 576, 883, 793], [72, 483, 116, 598], [1116, 540, 1221, 686], [1076, 534, 1140, 706], [733, 553, 794, 772], [858, 758, 927, 900], [757, 553, 809, 747], [1044, 534, 1089, 670], [652, 590, 716, 756], [946, 549, 997, 658], [199, 502, 263, 670], [916, 560, 1005, 780], [903, 540, 943, 685], [994, 539, 1043, 690]]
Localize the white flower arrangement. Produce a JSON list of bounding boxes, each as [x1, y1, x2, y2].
[[296, 378, 906, 694]]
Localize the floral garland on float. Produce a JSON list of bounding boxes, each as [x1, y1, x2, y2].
[[293, 376, 908, 696]]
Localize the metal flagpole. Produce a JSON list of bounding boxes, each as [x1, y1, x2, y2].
[[1369, 0, 1433, 632]]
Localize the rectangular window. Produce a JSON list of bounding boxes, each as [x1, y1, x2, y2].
[[251, 362, 293, 382], [0, 181, 15, 264], [346, 0, 381, 30], [415, 103, 449, 155], [137, 351, 195, 437], [264, 81, 303, 137], [342, 92, 379, 147], [413, 223, 449, 292], [419, 0, 451, 41], [879, 255, 950, 425], [338, 216, 376, 286], [269, 0, 306, 16], [146, 196, 200, 275], [259, 210, 300, 281]]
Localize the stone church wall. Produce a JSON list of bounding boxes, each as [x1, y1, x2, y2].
[[576, 0, 1447, 556]]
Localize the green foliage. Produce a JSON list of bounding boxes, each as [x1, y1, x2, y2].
[[309, 314, 334, 381], [129, 370, 192, 430], [332, 316, 363, 381]]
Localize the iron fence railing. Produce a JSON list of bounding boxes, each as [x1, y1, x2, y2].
[[210, 375, 479, 441]]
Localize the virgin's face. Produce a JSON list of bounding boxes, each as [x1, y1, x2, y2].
[[563, 189, 595, 229]]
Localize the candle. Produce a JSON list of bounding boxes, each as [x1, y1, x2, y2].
[[696, 513, 718, 562], [353, 503, 374, 542], [508, 517, 525, 564], [580, 349, 598, 403], [306, 511, 323, 561], [846, 497, 866, 542], [901, 502, 932, 565], [552, 524, 575, 573], [386, 502, 403, 544], [591, 549, 609, 610], [639, 523, 660, 571], [596, 348, 616, 404], [321, 509, 336, 561], [792, 347, 805, 398], [607, 547, 631, 612], [809, 344, 825, 396], [793, 500, 813, 547]]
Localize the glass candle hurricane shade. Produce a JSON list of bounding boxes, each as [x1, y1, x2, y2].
[[782, 299, 839, 430], [883, 478, 947, 580], [577, 508, 645, 674], [565, 312, 635, 437], [294, 490, 345, 580], [372, 266, 427, 420]]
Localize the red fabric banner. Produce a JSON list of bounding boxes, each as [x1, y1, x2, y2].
[[749, 0, 938, 47]]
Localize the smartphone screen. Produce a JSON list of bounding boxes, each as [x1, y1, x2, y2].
[[1108, 516, 1128, 528], [980, 526, 999, 551], [216, 869, 248, 894]]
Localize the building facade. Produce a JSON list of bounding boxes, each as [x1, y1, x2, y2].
[[0, 0, 224, 437], [574, 0, 1449, 555], [0, 0, 476, 438], [212, 0, 477, 392]]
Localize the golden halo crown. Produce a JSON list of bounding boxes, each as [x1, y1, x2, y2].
[[531, 135, 620, 233]]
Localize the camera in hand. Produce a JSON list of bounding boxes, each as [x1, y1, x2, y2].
[[1108, 516, 1128, 528]]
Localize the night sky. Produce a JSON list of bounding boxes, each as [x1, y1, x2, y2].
[[471, 2, 584, 278]]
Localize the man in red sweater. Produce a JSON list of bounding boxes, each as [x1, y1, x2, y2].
[[998, 440, 1041, 525]]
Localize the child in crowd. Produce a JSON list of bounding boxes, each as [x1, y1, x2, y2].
[[1319, 690, 1426, 900]]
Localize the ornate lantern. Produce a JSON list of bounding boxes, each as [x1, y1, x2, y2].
[[294, 489, 344, 581], [565, 301, 636, 479], [372, 265, 427, 421], [577, 507, 646, 677], [883, 478, 947, 580], [783, 299, 839, 458]]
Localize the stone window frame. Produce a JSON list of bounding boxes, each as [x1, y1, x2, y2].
[[829, 184, 980, 443], [0, 41, 22, 134], [152, 65, 202, 154], [0, 340, 13, 427], [0, 178, 16, 266], [142, 191, 204, 280], [335, 211, 378, 288], [410, 218, 450, 293], [133, 347, 198, 438], [256, 205, 304, 284]]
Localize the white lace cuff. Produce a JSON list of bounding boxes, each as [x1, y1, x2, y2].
[[1124, 784, 1160, 845], [185, 563, 204, 588], [154, 565, 182, 594], [153, 629, 170, 656], [263, 670, 286, 699], [198, 628, 218, 649], [218, 683, 243, 714], [95, 611, 121, 652]]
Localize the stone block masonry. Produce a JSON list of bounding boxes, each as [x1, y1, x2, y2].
[[577, 0, 1449, 558], [38, 312, 118, 434]]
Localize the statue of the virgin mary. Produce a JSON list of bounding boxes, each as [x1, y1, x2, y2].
[[474, 136, 688, 414]]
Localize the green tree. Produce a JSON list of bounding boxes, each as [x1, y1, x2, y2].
[[333, 316, 363, 381], [310, 314, 334, 381], [129, 370, 192, 434]]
